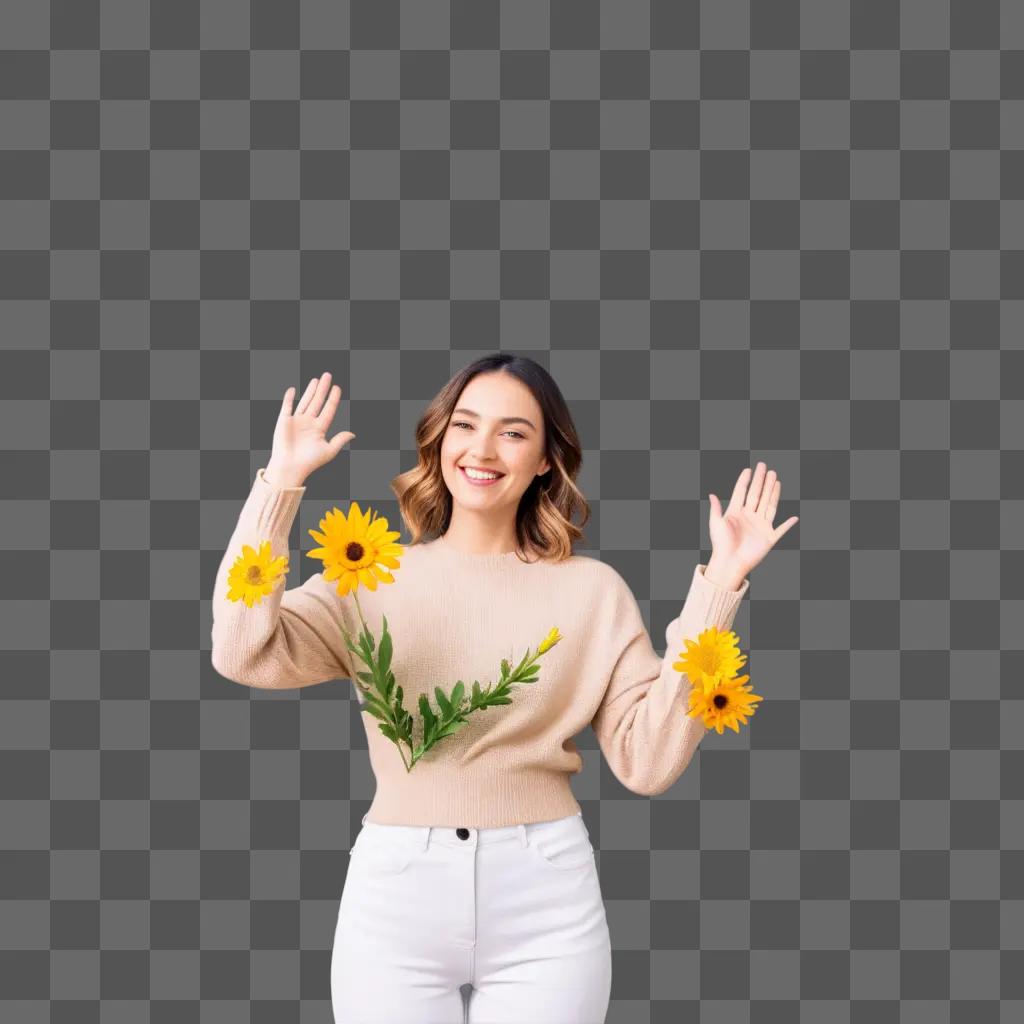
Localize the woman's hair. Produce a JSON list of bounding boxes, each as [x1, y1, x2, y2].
[[390, 353, 590, 564]]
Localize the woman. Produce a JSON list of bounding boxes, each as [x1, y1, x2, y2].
[[210, 354, 797, 1023]]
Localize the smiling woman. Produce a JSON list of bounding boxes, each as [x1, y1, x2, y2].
[[390, 353, 591, 563], [208, 351, 754, 1024]]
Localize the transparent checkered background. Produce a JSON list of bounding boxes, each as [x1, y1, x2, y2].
[[1, 0, 1022, 1021]]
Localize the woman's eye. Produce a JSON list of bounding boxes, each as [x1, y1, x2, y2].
[[451, 422, 524, 440]]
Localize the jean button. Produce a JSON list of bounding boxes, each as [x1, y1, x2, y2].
[[456, 827, 470, 840]]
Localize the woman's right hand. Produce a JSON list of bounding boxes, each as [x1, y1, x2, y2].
[[265, 372, 355, 487]]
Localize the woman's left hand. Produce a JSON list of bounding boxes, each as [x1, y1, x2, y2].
[[709, 462, 799, 577]]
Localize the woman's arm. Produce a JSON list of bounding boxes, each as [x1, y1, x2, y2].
[[210, 467, 354, 689], [589, 564, 749, 796]]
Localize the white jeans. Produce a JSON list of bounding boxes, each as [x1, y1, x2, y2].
[[331, 810, 612, 1023]]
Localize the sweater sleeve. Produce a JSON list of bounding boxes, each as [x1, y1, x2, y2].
[[589, 563, 751, 796], [209, 467, 354, 690]]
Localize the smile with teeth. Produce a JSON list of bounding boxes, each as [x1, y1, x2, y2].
[[460, 465, 505, 485]]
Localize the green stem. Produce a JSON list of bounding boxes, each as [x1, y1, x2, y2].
[[351, 590, 369, 635], [349, 589, 413, 772]]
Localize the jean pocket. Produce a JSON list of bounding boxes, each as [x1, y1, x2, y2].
[[528, 825, 595, 872], [347, 832, 418, 876]]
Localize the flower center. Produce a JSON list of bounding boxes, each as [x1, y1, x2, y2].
[[713, 694, 729, 709], [346, 541, 365, 561], [246, 565, 263, 584]]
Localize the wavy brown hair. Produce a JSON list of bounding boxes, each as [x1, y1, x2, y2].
[[389, 354, 590, 564]]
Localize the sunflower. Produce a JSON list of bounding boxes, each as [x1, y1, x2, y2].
[[225, 541, 289, 606], [306, 500, 404, 596], [686, 675, 764, 734], [673, 626, 747, 696]]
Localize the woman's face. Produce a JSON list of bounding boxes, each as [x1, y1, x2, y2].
[[439, 372, 551, 517]]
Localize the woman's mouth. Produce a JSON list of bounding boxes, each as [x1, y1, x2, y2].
[[459, 465, 505, 487]]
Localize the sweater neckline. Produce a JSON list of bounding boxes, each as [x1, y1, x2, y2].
[[432, 534, 528, 566]]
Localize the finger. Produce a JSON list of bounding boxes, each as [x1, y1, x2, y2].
[[279, 386, 295, 419], [329, 431, 355, 455], [761, 477, 779, 520], [745, 461, 767, 511], [307, 371, 332, 418], [755, 471, 776, 517], [295, 376, 319, 416], [317, 383, 343, 424], [774, 516, 799, 541], [729, 467, 751, 510]]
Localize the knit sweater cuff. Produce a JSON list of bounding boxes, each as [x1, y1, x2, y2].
[[692, 562, 750, 619], [252, 466, 306, 536]]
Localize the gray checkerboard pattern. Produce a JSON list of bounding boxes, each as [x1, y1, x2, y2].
[[1, 0, 1021, 1021]]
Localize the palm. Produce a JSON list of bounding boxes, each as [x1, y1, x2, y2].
[[276, 415, 331, 464], [709, 463, 799, 575]]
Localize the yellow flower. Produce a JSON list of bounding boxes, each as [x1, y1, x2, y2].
[[686, 674, 764, 734], [225, 541, 289, 607], [673, 626, 746, 696], [306, 500, 404, 596], [537, 627, 562, 654]]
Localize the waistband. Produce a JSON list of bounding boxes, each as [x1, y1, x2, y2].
[[357, 810, 586, 851]]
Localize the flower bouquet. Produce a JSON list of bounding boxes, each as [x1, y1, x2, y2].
[[675, 626, 763, 734], [224, 499, 562, 772]]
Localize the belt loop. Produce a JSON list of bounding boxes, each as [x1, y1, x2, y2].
[[421, 826, 432, 851], [517, 823, 528, 848]]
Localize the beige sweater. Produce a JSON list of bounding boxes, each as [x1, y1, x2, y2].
[[210, 467, 751, 828]]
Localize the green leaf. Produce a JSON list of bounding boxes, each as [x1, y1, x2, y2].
[[378, 723, 399, 742], [362, 702, 388, 722], [419, 693, 437, 734], [378, 628, 392, 675], [435, 686, 452, 717]]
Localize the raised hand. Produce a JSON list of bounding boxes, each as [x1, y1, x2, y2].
[[708, 462, 799, 577], [265, 372, 356, 488]]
